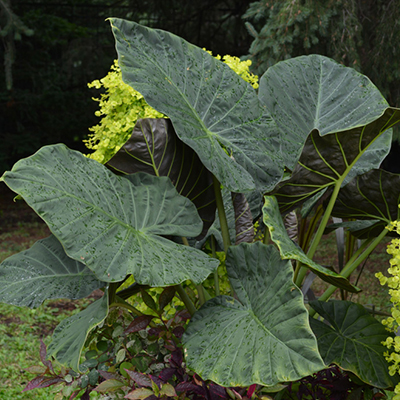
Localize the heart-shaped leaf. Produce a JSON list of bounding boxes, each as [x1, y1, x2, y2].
[[331, 169, 400, 236], [107, 118, 216, 238], [262, 196, 359, 292], [47, 290, 109, 372], [269, 113, 400, 213], [259, 55, 400, 213], [0, 235, 104, 308], [269, 107, 400, 213], [183, 242, 324, 387], [110, 18, 283, 193], [1, 144, 218, 285], [309, 300, 400, 389], [259, 54, 390, 170]]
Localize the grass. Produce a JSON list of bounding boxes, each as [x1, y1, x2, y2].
[[0, 301, 89, 399]]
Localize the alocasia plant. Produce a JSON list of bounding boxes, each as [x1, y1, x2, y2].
[[1, 18, 400, 398]]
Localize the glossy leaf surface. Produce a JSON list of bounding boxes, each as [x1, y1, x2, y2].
[[47, 290, 109, 372], [310, 300, 399, 389], [107, 118, 216, 238], [262, 196, 359, 292], [331, 169, 400, 237], [268, 108, 400, 213], [110, 18, 283, 192], [1, 145, 218, 285], [259, 54, 390, 170], [0, 235, 104, 308], [183, 242, 324, 387]]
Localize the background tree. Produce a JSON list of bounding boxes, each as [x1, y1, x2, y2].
[[244, 0, 400, 109], [2, 0, 400, 174], [0, 0, 252, 173]]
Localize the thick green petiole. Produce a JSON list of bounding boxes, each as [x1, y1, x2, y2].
[[213, 176, 231, 253], [175, 284, 197, 316], [310, 228, 388, 316]]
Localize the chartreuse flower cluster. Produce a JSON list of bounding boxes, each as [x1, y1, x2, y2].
[[84, 54, 259, 163], [376, 217, 400, 399], [84, 60, 164, 163]]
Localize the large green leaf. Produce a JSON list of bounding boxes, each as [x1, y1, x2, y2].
[[259, 54, 390, 170], [0, 235, 104, 308], [309, 300, 399, 389], [1, 145, 218, 285], [259, 55, 400, 213], [262, 196, 359, 292], [109, 18, 283, 193], [107, 118, 216, 238], [47, 290, 109, 372], [331, 169, 400, 238], [183, 242, 324, 387], [268, 109, 400, 213]]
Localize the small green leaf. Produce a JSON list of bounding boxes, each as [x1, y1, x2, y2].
[[160, 383, 177, 397], [79, 358, 98, 370], [147, 343, 159, 356], [125, 388, 154, 400], [24, 365, 47, 375], [115, 348, 126, 364], [131, 355, 151, 373], [141, 290, 158, 312], [80, 374, 89, 388], [158, 286, 176, 311], [94, 379, 126, 393], [151, 379, 159, 396], [120, 362, 134, 378], [96, 341, 108, 352], [85, 350, 97, 360], [88, 369, 100, 386]]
